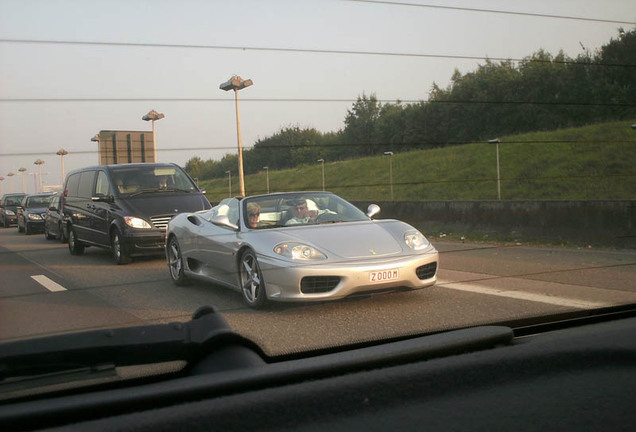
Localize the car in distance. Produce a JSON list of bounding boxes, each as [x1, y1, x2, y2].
[[63, 163, 211, 265], [44, 193, 67, 242], [0, 193, 27, 227], [16, 193, 56, 235], [166, 192, 439, 308]]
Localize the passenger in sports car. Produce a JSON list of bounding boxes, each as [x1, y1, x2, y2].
[[284, 198, 326, 225]]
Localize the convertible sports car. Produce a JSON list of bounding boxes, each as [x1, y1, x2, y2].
[[166, 192, 438, 308]]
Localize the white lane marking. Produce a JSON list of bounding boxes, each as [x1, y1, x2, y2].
[[437, 279, 609, 309], [31, 275, 68, 292]]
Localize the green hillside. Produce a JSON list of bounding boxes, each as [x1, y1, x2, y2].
[[200, 120, 636, 203]]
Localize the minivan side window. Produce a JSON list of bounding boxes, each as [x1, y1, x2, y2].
[[95, 171, 111, 196], [65, 173, 81, 197], [78, 171, 96, 199]]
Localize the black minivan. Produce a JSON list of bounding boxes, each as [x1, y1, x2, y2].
[[63, 163, 211, 264]]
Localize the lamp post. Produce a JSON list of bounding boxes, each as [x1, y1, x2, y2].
[[263, 166, 270, 194], [142, 110, 165, 162], [7, 172, 15, 193], [225, 170, 232, 197], [383, 151, 394, 201], [0, 176, 4, 196], [91, 134, 100, 164], [488, 139, 502, 200], [18, 167, 27, 193], [56, 149, 68, 184], [220, 75, 253, 197], [317, 159, 325, 191], [34, 159, 45, 192]]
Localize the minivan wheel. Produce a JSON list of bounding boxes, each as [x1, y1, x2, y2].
[[111, 228, 131, 265], [68, 227, 85, 255], [167, 236, 190, 286]]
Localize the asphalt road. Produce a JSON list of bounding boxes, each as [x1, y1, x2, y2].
[[1, 228, 635, 356]]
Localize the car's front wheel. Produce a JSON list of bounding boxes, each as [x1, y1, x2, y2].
[[68, 226, 85, 255], [111, 228, 131, 265], [167, 236, 190, 286], [239, 249, 268, 308]]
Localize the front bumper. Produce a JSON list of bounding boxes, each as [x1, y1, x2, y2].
[[258, 248, 439, 302], [120, 228, 166, 256]]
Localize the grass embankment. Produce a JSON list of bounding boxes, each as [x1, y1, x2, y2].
[[200, 120, 636, 203]]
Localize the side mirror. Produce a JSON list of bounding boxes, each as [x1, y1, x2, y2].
[[366, 204, 381, 218], [211, 214, 239, 231]]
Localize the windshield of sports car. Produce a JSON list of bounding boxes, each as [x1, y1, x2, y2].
[[0, 0, 635, 400], [243, 193, 369, 228]]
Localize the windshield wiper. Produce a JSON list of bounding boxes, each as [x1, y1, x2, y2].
[[0, 307, 265, 385]]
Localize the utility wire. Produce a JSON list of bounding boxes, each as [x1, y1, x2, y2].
[[345, 0, 636, 25], [1, 38, 634, 68]]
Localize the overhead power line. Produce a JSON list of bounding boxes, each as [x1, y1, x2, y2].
[[1, 39, 634, 68], [345, 0, 636, 25]]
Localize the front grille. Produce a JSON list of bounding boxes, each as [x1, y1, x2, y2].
[[150, 215, 174, 232], [416, 262, 437, 280], [301, 276, 341, 294]]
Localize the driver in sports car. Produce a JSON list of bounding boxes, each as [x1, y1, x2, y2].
[[285, 198, 326, 225]]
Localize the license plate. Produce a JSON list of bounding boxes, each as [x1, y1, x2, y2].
[[369, 269, 399, 283]]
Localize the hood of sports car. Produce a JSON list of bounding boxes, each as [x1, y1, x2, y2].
[[281, 221, 404, 259]]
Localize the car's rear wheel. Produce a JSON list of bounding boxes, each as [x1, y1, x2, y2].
[[111, 228, 131, 265], [239, 249, 268, 308], [68, 226, 85, 255], [167, 236, 190, 286]]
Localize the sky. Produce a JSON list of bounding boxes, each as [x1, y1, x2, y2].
[[1, 0, 634, 193]]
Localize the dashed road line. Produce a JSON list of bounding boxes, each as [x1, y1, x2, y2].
[[31, 275, 68, 292], [438, 279, 610, 309]]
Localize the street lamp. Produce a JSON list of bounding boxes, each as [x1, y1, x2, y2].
[[56, 149, 68, 184], [225, 170, 232, 197], [34, 159, 45, 192], [142, 110, 165, 162], [7, 172, 15, 193], [317, 159, 325, 191], [488, 139, 502, 200], [0, 176, 4, 196], [220, 75, 253, 197], [263, 166, 270, 194], [91, 134, 100, 164], [18, 167, 27, 193], [383, 152, 394, 201]]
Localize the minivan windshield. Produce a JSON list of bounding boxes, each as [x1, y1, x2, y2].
[[111, 166, 198, 196]]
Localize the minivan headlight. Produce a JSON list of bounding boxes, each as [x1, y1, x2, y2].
[[5, 210, 15, 216], [124, 216, 152, 229]]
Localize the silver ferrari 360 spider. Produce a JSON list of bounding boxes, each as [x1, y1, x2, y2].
[[166, 192, 438, 308]]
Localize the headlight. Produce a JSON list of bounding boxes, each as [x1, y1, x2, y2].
[[404, 230, 429, 250], [5, 210, 15, 216], [274, 242, 327, 260], [124, 216, 152, 229], [27, 213, 43, 221]]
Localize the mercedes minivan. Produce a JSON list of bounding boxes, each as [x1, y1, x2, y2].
[[63, 163, 211, 264]]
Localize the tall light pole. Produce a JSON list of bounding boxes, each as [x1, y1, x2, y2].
[[91, 134, 100, 164], [0, 176, 4, 196], [7, 172, 15, 193], [263, 166, 270, 194], [142, 110, 165, 162], [488, 139, 502, 200], [220, 75, 253, 197], [34, 159, 45, 192], [18, 167, 27, 193], [383, 151, 394, 201], [317, 159, 325, 191], [57, 149, 68, 184], [225, 170, 232, 197]]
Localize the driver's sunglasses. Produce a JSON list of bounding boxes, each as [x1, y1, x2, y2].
[[296, 205, 307, 211], [248, 212, 260, 217]]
